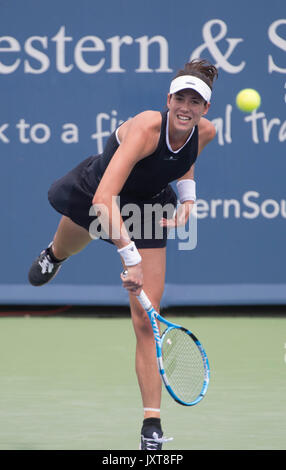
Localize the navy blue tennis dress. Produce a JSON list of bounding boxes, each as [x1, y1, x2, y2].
[[48, 110, 198, 248]]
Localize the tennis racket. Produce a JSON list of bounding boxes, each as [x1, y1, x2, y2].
[[137, 289, 210, 406]]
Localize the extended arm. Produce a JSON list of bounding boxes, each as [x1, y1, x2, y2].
[[92, 111, 161, 294]]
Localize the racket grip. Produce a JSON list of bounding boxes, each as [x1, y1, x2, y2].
[[137, 290, 152, 311], [121, 271, 152, 311]]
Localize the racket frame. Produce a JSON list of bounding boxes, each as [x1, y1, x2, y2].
[[137, 290, 210, 406]]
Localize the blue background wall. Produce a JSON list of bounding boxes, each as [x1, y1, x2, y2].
[[1, 0, 285, 306]]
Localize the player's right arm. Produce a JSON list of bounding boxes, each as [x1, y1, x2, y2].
[[92, 111, 161, 294], [92, 111, 160, 247]]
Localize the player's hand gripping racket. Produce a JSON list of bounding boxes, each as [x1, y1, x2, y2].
[[137, 289, 210, 406]]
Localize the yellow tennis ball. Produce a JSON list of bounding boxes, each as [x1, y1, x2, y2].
[[236, 88, 261, 113]]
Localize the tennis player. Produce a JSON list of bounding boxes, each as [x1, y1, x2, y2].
[[28, 59, 218, 450]]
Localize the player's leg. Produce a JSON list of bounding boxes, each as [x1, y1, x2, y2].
[[28, 215, 92, 286], [128, 247, 167, 449], [51, 215, 92, 259], [129, 247, 166, 418]]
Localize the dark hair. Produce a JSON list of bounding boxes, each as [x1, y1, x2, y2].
[[174, 59, 218, 90]]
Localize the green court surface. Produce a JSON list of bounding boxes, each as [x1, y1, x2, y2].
[[0, 313, 285, 450]]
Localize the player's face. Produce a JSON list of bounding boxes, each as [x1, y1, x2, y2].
[[167, 89, 210, 131]]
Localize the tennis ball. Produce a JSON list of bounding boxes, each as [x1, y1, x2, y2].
[[236, 88, 261, 113]]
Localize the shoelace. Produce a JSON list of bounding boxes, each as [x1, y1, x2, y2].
[[39, 254, 54, 274], [141, 432, 173, 450]]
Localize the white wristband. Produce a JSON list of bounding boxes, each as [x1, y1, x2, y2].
[[176, 179, 196, 203], [117, 241, 142, 266]]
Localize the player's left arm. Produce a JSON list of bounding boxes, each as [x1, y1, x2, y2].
[[197, 117, 216, 155], [160, 118, 216, 228]]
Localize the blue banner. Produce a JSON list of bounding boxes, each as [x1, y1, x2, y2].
[[1, 0, 285, 305]]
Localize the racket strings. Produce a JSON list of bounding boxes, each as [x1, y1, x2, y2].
[[161, 328, 206, 403]]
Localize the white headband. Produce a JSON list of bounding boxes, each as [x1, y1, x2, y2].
[[169, 75, 212, 102]]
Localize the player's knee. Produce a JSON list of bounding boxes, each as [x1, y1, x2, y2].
[[132, 301, 160, 337], [133, 307, 151, 333]]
